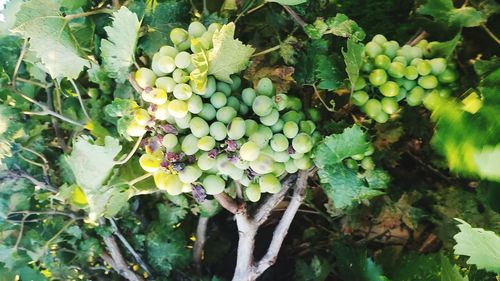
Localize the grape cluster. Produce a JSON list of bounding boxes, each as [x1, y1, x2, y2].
[[352, 34, 459, 123], [127, 22, 319, 202]]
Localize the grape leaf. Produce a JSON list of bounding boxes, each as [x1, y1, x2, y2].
[[428, 33, 461, 59], [12, 0, 90, 79], [334, 244, 387, 281], [266, 0, 307, 5], [0, 0, 23, 35], [453, 218, 500, 274], [418, 0, 486, 28], [342, 39, 364, 92], [101, 7, 141, 83], [104, 98, 139, 118], [315, 55, 341, 91], [305, 13, 365, 42], [208, 22, 255, 83]]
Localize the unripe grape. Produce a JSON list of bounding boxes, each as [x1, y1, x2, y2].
[[372, 34, 387, 44], [197, 153, 216, 171], [307, 108, 321, 122], [210, 92, 227, 108], [244, 119, 259, 137], [179, 165, 202, 183], [361, 61, 374, 73], [361, 157, 375, 170], [387, 62, 405, 78], [287, 97, 303, 111], [250, 154, 274, 174], [175, 112, 192, 129], [230, 75, 242, 91], [283, 121, 299, 138], [156, 55, 176, 74], [399, 78, 417, 91], [162, 134, 178, 150], [173, 83, 193, 100], [181, 134, 199, 155], [245, 183, 261, 202], [273, 150, 291, 163], [174, 51, 191, 69], [379, 81, 400, 97], [374, 111, 389, 123], [418, 75, 438, 89], [134, 108, 150, 126], [429, 58, 447, 75], [252, 96, 273, 116], [270, 133, 289, 152], [139, 153, 162, 172], [285, 160, 299, 173], [381, 97, 399, 114], [156, 77, 176, 93], [201, 76, 217, 98], [209, 121, 227, 141], [392, 56, 407, 66], [294, 155, 312, 170], [135, 68, 156, 89], [240, 103, 250, 115], [153, 102, 173, 121], [352, 91, 369, 106], [187, 95, 203, 114], [199, 32, 213, 49], [190, 117, 210, 138], [227, 117, 246, 140], [271, 119, 285, 133], [240, 141, 260, 161], [423, 41, 439, 58], [168, 99, 188, 118], [259, 174, 281, 193], [154, 171, 183, 195], [382, 40, 400, 58], [416, 60, 432, 76], [299, 120, 316, 134], [203, 175, 225, 195], [256, 77, 275, 96], [365, 41, 383, 58], [170, 28, 189, 45], [407, 86, 425, 106], [216, 81, 231, 96], [242, 88, 256, 106], [188, 21, 207, 37], [438, 68, 458, 84], [415, 39, 428, 50], [208, 22, 222, 32], [374, 54, 391, 69], [227, 96, 240, 111], [397, 45, 413, 61], [409, 46, 423, 59], [260, 109, 279, 126], [422, 89, 441, 110], [159, 45, 179, 57], [282, 110, 303, 122], [292, 133, 313, 154], [410, 58, 422, 66], [148, 88, 168, 105], [363, 99, 382, 117], [216, 106, 237, 124], [274, 94, 289, 111], [249, 126, 273, 147], [369, 69, 388, 86], [404, 65, 419, 80], [198, 103, 216, 121], [437, 87, 451, 98]]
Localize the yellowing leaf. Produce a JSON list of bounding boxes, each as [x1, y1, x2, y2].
[[71, 185, 88, 207], [190, 38, 209, 92], [208, 22, 255, 83]]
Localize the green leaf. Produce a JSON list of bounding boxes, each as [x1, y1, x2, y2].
[[12, 0, 90, 79], [58, 0, 88, 10], [474, 56, 500, 77], [315, 56, 341, 91], [334, 244, 387, 281], [208, 22, 255, 83], [104, 98, 139, 118], [453, 218, 500, 274], [101, 7, 141, 83], [266, 0, 307, 5], [342, 39, 364, 92], [418, 0, 486, 28], [305, 14, 365, 42], [314, 124, 369, 168], [0, 0, 23, 35], [294, 39, 328, 85], [428, 33, 461, 59], [190, 39, 210, 93]]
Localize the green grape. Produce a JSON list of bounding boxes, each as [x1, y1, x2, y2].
[[387, 62, 405, 78], [273, 162, 286, 177], [139, 153, 162, 172], [244, 119, 259, 137], [360, 157, 375, 170], [282, 110, 303, 122], [409, 46, 423, 59], [173, 83, 193, 100], [227, 117, 246, 140], [345, 158, 358, 169], [197, 136, 216, 151], [363, 99, 382, 117], [173, 68, 189, 83], [365, 41, 383, 58], [135, 68, 156, 89], [242, 88, 256, 106], [351, 154, 364, 160], [404, 65, 419, 80], [352, 91, 369, 106], [374, 54, 391, 69], [181, 183, 192, 193], [379, 81, 400, 97], [217, 155, 235, 175], [415, 39, 428, 50], [285, 159, 299, 173], [373, 111, 389, 123], [188, 21, 207, 37], [361, 61, 374, 73], [154, 171, 183, 195], [252, 95, 273, 117], [156, 55, 176, 74], [178, 165, 202, 184], [307, 108, 321, 122], [240, 141, 260, 161], [175, 51, 191, 69], [210, 92, 227, 108], [383, 40, 400, 58], [260, 109, 279, 126], [187, 95, 203, 114], [249, 127, 271, 148], [429, 58, 447, 75], [245, 183, 261, 202], [399, 78, 417, 91], [155, 77, 176, 93], [168, 99, 188, 118], [134, 108, 150, 126], [364, 145, 374, 156], [198, 103, 216, 121], [372, 34, 387, 44], [369, 69, 388, 86], [201, 76, 217, 98], [176, 38, 191, 52], [410, 58, 423, 66], [423, 41, 438, 58], [437, 87, 451, 98], [261, 145, 274, 157], [209, 121, 228, 141], [208, 22, 222, 33], [154, 102, 173, 121], [418, 75, 438, 89], [292, 133, 313, 154], [407, 86, 425, 106], [203, 175, 225, 195], [270, 133, 289, 152], [216, 81, 232, 96], [271, 119, 285, 133], [259, 174, 281, 193], [159, 45, 179, 57], [148, 88, 168, 105], [299, 120, 316, 134], [175, 112, 192, 129], [230, 75, 242, 91], [273, 150, 291, 163], [227, 96, 240, 111], [287, 97, 303, 111], [396, 45, 413, 61], [239, 103, 250, 115], [381, 97, 399, 114], [190, 117, 209, 138], [416, 60, 432, 76], [256, 77, 275, 96], [197, 152, 216, 170], [162, 134, 178, 150], [199, 31, 213, 50], [392, 56, 407, 66], [181, 134, 199, 155], [216, 106, 237, 124], [438, 68, 458, 84], [170, 28, 189, 45], [274, 94, 289, 111], [283, 121, 299, 138], [422, 89, 441, 110], [294, 155, 312, 170]]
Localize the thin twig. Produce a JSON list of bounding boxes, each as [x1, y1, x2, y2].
[[115, 135, 144, 165], [69, 79, 91, 121], [16, 77, 48, 88], [309, 84, 335, 112], [13, 215, 27, 250], [8, 210, 83, 220], [407, 30, 429, 46], [1, 169, 57, 193], [12, 38, 28, 90], [64, 8, 113, 21], [283, 5, 305, 28], [235, 2, 266, 23], [46, 87, 69, 152], [109, 218, 152, 277], [481, 24, 500, 45], [128, 74, 143, 94], [193, 216, 209, 273], [252, 45, 281, 57], [254, 174, 298, 225]]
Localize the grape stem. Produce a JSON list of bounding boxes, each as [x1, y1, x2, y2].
[[407, 30, 429, 46], [481, 24, 500, 45], [69, 79, 91, 121], [64, 8, 114, 21], [193, 216, 209, 273], [114, 134, 144, 165], [308, 84, 335, 112], [283, 5, 306, 28], [252, 45, 281, 57], [12, 38, 28, 90]]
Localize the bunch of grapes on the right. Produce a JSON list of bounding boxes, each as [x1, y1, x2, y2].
[[352, 34, 459, 123]]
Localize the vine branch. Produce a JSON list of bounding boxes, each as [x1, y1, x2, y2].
[[193, 216, 209, 273]]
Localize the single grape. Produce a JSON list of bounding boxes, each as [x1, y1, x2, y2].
[[199, 31, 213, 49], [244, 119, 259, 137], [210, 92, 227, 108], [407, 86, 425, 106], [437, 88, 451, 98], [168, 99, 188, 118], [139, 153, 162, 172], [239, 103, 250, 115], [240, 141, 260, 161], [181, 134, 199, 155], [135, 68, 156, 89], [418, 75, 438, 89], [209, 121, 228, 141], [270, 133, 289, 152], [382, 40, 400, 58], [285, 159, 299, 173], [249, 126, 273, 148], [283, 121, 299, 139], [245, 183, 261, 202], [198, 103, 216, 121], [392, 56, 408, 66], [174, 52, 191, 69], [438, 68, 458, 84], [188, 21, 207, 37], [148, 88, 168, 105], [178, 165, 202, 184], [203, 175, 225, 195], [415, 39, 428, 50], [230, 75, 242, 91], [409, 46, 423, 59], [294, 155, 312, 170], [422, 90, 441, 110], [381, 97, 399, 114], [365, 41, 383, 58], [134, 108, 150, 126], [198, 152, 217, 171], [429, 58, 447, 75], [352, 91, 369, 106], [170, 28, 189, 45], [373, 111, 389, 123], [361, 157, 375, 170], [227, 96, 240, 111], [201, 76, 217, 98], [154, 171, 183, 195], [361, 61, 374, 73], [256, 77, 275, 96], [287, 97, 303, 111], [197, 136, 216, 151], [387, 62, 406, 78], [173, 68, 189, 83], [416, 60, 432, 76], [372, 34, 387, 44], [208, 22, 222, 32], [190, 117, 210, 138], [162, 134, 178, 150], [155, 77, 176, 93], [259, 174, 281, 193], [156, 55, 176, 74], [153, 102, 173, 121], [299, 120, 316, 134], [242, 88, 256, 106], [410, 58, 423, 67], [160, 45, 179, 57], [307, 108, 321, 122], [363, 99, 382, 118], [379, 81, 400, 97], [282, 110, 304, 122], [175, 112, 192, 129], [271, 119, 285, 133], [187, 95, 203, 114], [252, 95, 273, 117], [292, 133, 313, 154], [374, 54, 391, 69], [227, 117, 246, 140], [216, 106, 237, 124], [369, 69, 388, 86], [173, 83, 193, 100], [404, 65, 419, 80], [260, 109, 280, 126], [274, 94, 289, 111], [216, 81, 232, 96], [250, 154, 274, 175]]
